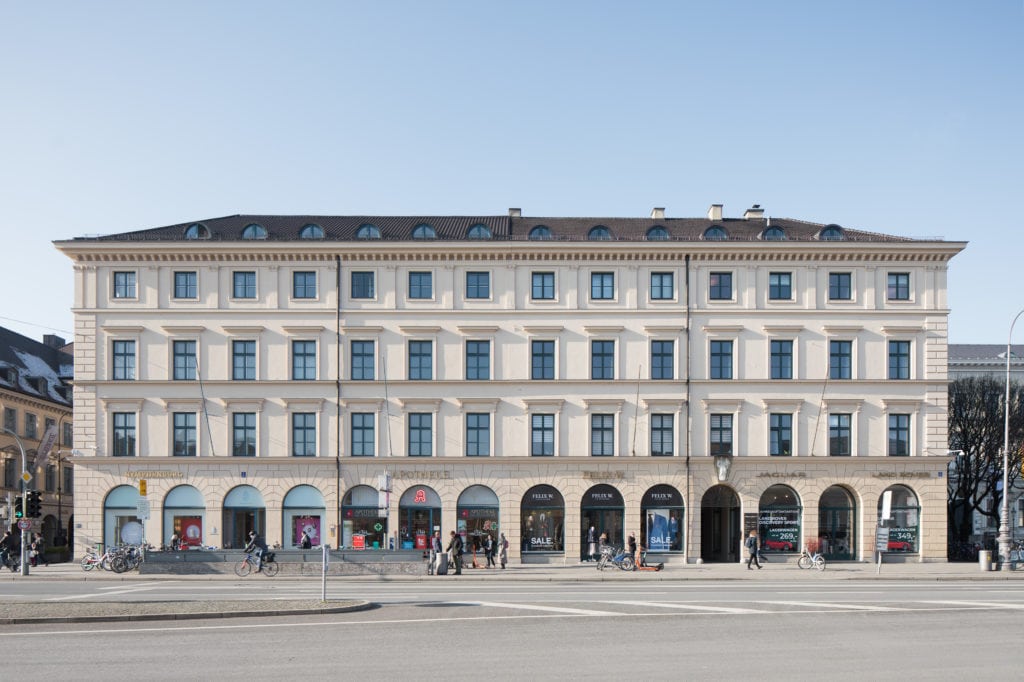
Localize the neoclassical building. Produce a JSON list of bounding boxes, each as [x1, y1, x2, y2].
[[55, 205, 965, 562]]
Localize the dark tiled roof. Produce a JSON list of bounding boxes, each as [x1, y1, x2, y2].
[[949, 344, 1024, 364], [69, 213, 921, 243], [0, 327, 74, 407]]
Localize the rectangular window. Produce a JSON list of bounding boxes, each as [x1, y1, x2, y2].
[[292, 340, 317, 380], [709, 272, 732, 300], [591, 414, 614, 456], [709, 414, 733, 455], [466, 412, 491, 457], [172, 412, 197, 457], [769, 413, 792, 456], [173, 271, 197, 299], [113, 271, 136, 299], [889, 340, 910, 380], [112, 412, 136, 457], [408, 340, 433, 380], [408, 413, 433, 457], [650, 414, 674, 456], [651, 340, 674, 380], [3, 407, 15, 433], [351, 271, 375, 299], [292, 412, 317, 457], [45, 417, 55, 437], [888, 414, 910, 456], [62, 421, 73, 447], [651, 272, 674, 300], [591, 340, 615, 380], [25, 413, 37, 440], [590, 272, 614, 300], [232, 413, 256, 457], [466, 340, 490, 380], [466, 271, 490, 299], [232, 340, 257, 380], [829, 414, 851, 456], [112, 340, 136, 380], [531, 414, 555, 456], [887, 272, 910, 301], [408, 271, 433, 299], [532, 340, 554, 380], [351, 413, 375, 457], [3, 459, 15, 487], [829, 272, 851, 301], [830, 340, 852, 380], [710, 340, 733, 379], [173, 340, 196, 380], [531, 272, 555, 300], [770, 340, 793, 380], [293, 271, 317, 299], [45, 464, 56, 492], [233, 271, 256, 299], [351, 340, 375, 380], [768, 272, 792, 300], [64, 467, 74, 494]]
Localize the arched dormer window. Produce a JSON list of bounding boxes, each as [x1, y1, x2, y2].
[[646, 226, 669, 241], [762, 226, 786, 241], [467, 224, 492, 239], [703, 225, 727, 241], [184, 224, 209, 240], [412, 223, 436, 240], [819, 224, 844, 241], [588, 225, 612, 240], [241, 223, 267, 240], [356, 224, 381, 240], [528, 225, 552, 240], [299, 223, 324, 239]]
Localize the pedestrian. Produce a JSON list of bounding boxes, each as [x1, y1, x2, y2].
[[485, 533, 495, 568], [30, 532, 48, 567], [299, 530, 312, 549], [170, 532, 180, 551], [586, 526, 597, 561], [746, 530, 762, 570], [429, 530, 443, 575], [498, 532, 508, 569], [446, 531, 463, 575], [627, 532, 638, 570]]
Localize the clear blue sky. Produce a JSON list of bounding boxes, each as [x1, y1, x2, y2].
[[1, 2, 1020, 344]]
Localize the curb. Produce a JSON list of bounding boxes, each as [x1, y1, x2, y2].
[[0, 600, 374, 625]]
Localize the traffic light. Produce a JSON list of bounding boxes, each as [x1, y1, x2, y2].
[[13, 496, 23, 519], [26, 490, 42, 518]]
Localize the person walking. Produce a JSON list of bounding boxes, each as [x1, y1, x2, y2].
[[746, 530, 762, 570], [429, 530, 443, 575], [627, 532, 638, 571], [30, 532, 48, 567], [446, 530, 463, 575], [484, 533, 495, 568], [498, 532, 508, 569], [299, 530, 312, 549]]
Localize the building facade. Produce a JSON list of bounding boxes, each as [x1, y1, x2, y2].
[[0, 327, 75, 548], [56, 205, 965, 562]]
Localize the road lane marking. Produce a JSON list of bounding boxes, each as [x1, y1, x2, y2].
[[765, 600, 900, 611], [471, 601, 618, 616], [606, 600, 763, 614], [923, 600, 1024, 610], [46, 583, 173, 601]]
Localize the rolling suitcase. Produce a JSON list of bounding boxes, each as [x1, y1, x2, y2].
[[435, 551, 448, 575]]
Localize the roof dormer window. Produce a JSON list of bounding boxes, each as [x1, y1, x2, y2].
[[703, 226, 728, 241], [299, 224, 324, 239], [467, 224, 492, 239], [241, 224, 267, 240], [412, 223, 436, 240], [646, 226, 669, 241], [184, 224, 209, 240], [528, 225, 552, 240], [819, 224, 845, 241], [588, 225, 612, 240], [356, 224, 381, 240], [762, 226, 786, 241]]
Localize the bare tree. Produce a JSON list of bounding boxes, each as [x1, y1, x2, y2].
[[947, 376, 1024, 546]]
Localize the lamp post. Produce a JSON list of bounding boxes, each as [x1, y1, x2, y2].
[[52, 450, 71, 546], [2, 427, 30, 576], [1000, 309, 1024, 569]]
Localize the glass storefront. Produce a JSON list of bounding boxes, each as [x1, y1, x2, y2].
[[222, 485, 266, 550], [521, 485, 564, 553], [819, 485, 856, 561], [640, 484, 683, 553], [879, 485, 920, 553], [162, 484, 205, 549], [342, 484, 387, 549], [458, 485, 499, 558], [103, 485, 143, 549], [700, 485, 740, 563], [580, 484, 624, 559], [758, 485, 801, 554], [283, 484, 326, 548], [398, 485, 441, 550]]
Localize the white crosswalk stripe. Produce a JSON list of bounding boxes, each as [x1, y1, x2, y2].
[[606, 600, 764, 614], [472, 601, 619, 616], [765, 600, 901, 612]]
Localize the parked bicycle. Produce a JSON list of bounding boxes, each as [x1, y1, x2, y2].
[[81, 544, 145, 573], [797, 545, 826, 571], [234, 550, 279, 577], [596, 545, 634, 571]]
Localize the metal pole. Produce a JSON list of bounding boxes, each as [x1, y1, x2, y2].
[[1000, 310, 1024, 569], [2, 427, 29, 576]]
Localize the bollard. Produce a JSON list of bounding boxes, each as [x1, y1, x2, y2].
[[978, 549, 992, 572]]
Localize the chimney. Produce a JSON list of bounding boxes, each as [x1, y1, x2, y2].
[[43, 334, 66, 349], [743, 204, 765, 220], [508, 208, 522, 218], [650, 207, 665, 220], [707, 204, 723, 222]]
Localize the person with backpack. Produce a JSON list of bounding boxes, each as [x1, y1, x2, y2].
[[446, 530, 463, 575], [746, 530, 762, 570]]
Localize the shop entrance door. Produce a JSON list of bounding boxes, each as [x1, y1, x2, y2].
[[700, 485, 740, 563], [819, 485, 856, 561], [581, 508, 623, 559]]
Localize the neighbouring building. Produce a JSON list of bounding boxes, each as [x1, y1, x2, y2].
[[55, 205, 965, 563], [0, 327, 75, 547]]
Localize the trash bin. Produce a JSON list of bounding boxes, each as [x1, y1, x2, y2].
[[979, 549, 992, 571]]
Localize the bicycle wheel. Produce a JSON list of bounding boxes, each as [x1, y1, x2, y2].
[[234, 559, 252, 577], [597, 555, 608, 571], [813, 556, 826, 571], [262, 561, 279, 577], [81, 557, 96, 571], [797, 554, 812, 569], [110, 556, 128, 573], [619, 556, 635, 571]]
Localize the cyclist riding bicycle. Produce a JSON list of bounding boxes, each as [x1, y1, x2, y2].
[[243, 530, 268, 571]]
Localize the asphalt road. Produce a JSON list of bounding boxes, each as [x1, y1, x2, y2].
[[2, 580, 1021, 680]]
